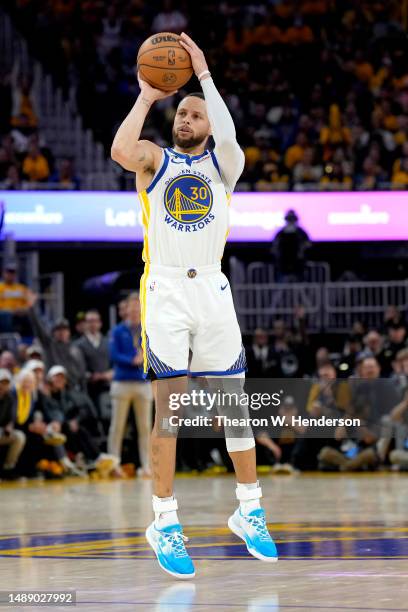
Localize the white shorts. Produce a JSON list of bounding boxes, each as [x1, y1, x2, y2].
[[140, 263, 246, 378]]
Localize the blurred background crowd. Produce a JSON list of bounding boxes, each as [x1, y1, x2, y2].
[[1, 260, 408, 481], [1, 0, 408, 482], [1, 0, 408, 190]]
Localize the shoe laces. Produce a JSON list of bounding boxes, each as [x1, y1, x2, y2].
[[245, 514, 270, 541], [162, 530, 189, 558]]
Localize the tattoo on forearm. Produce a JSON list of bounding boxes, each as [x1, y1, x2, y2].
[[141, 97, 152, 108]]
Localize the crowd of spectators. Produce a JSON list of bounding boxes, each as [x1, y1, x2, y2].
[[0, 261, 408, 481], [4, 0, 408, 190], [0, 63, 80, 190]]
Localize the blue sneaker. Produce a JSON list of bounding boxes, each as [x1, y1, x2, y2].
[[228, 507, 278, 562], [146, 522, 195, 579]]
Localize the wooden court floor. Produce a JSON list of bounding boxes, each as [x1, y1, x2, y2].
[[0, 473, 407, 611]]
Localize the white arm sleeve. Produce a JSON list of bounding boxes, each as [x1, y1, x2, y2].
[[201, 77, 245, 191]]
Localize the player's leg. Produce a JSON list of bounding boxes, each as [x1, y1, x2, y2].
[[150, 375, 187, 496], [131, 382, 153, 476], [145, 374, 195, 579], [141, 272, 195, 578], [190, 272, 278, 562]]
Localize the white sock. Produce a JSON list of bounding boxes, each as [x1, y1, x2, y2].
[[153, 495, 179, 529], [237, 481, 261, 515]]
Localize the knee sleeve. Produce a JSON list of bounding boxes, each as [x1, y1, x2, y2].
[[226, 437, 255, 452]]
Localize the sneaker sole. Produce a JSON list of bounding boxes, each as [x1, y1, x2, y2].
[[227, 515, 278, 563], [145, 526, 196, 580]]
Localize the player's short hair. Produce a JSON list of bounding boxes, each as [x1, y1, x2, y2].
[[183, 92, 205, 101]]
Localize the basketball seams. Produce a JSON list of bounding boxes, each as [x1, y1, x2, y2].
[[138, 64, 193, 72], [137, 46, 190, 62]]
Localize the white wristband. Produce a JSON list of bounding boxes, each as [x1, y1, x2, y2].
[[198, 70, 211, 81]]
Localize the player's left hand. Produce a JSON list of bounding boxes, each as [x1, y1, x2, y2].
[[179, 33, 209, 79]]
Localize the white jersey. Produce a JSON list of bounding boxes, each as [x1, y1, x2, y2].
[[138, 147, 231, 267]]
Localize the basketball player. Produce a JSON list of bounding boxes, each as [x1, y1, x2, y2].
[[111, 32, 277, 578]]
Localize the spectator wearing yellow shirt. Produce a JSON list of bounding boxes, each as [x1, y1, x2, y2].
[[353, 50, 374, 84], [252, 15, 282, 46], [306, 362, 352, 414], [282, 19, 314, 45], [320, 105, 352, 161], [320, 162, 353, 188], [224, 24, 252, 56], [22, 143, 50, 182], [0, 263, 30, 313], [284, 132, 308, 170], [392, 142, 408, 176], [392, 158, 408, 188], [0, 263, 31, 334]]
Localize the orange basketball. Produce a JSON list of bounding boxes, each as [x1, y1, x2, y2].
[[137, 32, 193, 92]]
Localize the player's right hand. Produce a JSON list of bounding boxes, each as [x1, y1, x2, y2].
[[137, 72, 178, 103]]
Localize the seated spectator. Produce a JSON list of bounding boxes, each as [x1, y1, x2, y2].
[[320, 162, 353, 188], [151, 0, 188, 34], [0, 351, 19, 376], [353, 50, 374, 84], [224, 23, 253, 56], [0, 369, 26, 479], [388, 380, 408, 471], [381, 322, 408, 376], [282, 17, 314, 45], [306, 362, 352, 414], [356, 156, 386, 190], [15, 362, 67, 478], [314, 346, 330, 372], [293, 147, 323, 185], [72, 312, 86, 340], [270, 318, 303, 377], [255, 396, 301, 473], [97, 6, 122, 59], [44, 365, 116, 475], [383, 305, 405, 330], [320, 105, 352, 160], [22, 142, 50, 182], [75, 309, 112, 422], [284, 132, 308, 170], [252, 15, 282, 46], [0, 147, 11, 182], [392, 157, 408, 187], [27, 293, 87, 390], [10, 64, 38, 129], [338, 335, 363, 377], [246, 328, 281, 378], [2, 165, 23, 190], [319, 356, 400, 471], [50, 158, 80, 190], [362, 330, 385, 370]]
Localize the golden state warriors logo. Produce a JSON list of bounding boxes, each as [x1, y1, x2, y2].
[[164, 175, 214, 229]]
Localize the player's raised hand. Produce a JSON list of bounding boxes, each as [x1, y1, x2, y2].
[[178, 33, 209, 79], [137, 72, 178, 103]]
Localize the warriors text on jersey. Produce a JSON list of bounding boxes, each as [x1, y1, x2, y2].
[[138, 147, 231, 267]]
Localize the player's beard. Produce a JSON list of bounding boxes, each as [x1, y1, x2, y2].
[[172, 128, 207, 151]]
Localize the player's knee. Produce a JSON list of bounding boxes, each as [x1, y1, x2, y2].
[[225, 437, 255, 453]]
